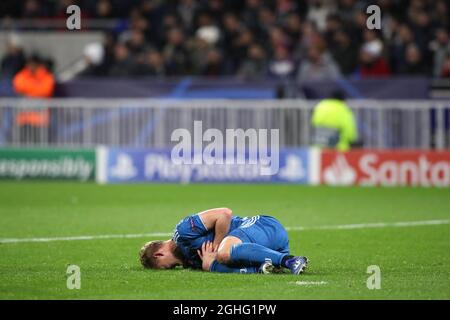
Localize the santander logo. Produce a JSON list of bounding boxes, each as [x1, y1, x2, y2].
[[321, 151, 450, 187], [323, 154, 357, 186], [359, 153, 450, 187]]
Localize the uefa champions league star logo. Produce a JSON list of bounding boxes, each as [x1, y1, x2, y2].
[[323, 154, 357, 186]]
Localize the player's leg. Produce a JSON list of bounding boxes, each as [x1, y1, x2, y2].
[[215, 234, 288, 267], [208, 237, 261, 274], [208, 261, 258, 274], [219, 216, 309, 274]]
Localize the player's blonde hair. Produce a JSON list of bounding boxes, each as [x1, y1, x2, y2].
[[139, 240, 163, 269]]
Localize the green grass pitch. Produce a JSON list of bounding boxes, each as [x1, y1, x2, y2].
[[0, 182, 449, 299]]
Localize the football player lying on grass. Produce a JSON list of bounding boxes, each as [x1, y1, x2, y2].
[[139, 208, 308, 274]]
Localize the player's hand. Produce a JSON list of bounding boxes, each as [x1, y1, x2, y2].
[[197, 241, 217, 271]]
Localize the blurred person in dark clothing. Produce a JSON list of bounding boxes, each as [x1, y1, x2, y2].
[[221, 13, 243, 65], [200, 49, 225, 76], [206, 0, 225, 24], [439, 53, 450, 78], [409, 9, 433, 55], [399, 43, 429, 75], [229, 29, 255, 73], [238, 44, 268, 79], [330, 30, 358, 75], [0, 36, 25, 79], [109, 43, 136, 77], [430, 28, 450, 77], [126, 29, 147, 57], [337, 0, 360, 24], [177, 0, 199, 29], [283, 13, 302, 42], [324, 13, 343, 47], [243, 0, 262, 31], [390, 24, 415, 74], [134, 49, 166, 77], [268, 26, 292, 52], [163, 28, 191, 75], [257, 7, 277, 37]]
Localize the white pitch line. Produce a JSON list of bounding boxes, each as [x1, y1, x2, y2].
[[0, 232, 173, 244], [0, 219, 449, 245], [291, 281, 328, 286], [285, 219, 450, 231]]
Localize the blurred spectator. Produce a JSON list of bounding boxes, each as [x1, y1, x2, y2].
[[134, 49, 166, 76], [297, 46, 341, 81], [269, 26, 291, 51], [163, 28, 190, 75], [337, 0, 361, 24], [390, 24, 415, 74], [399, 44, 428, 75], [269, 45, 296, 79], [440, 53, 450, 78], [329, 30, 358, 75], [243, 0, 262, 31], [238, 44, 268, 79], [358, 31, 391, 78], [229, 28, 255, 72], [94, 0, 114, 19], [430, 28, 450, 77], [1, 35, 25, 79], [13, 54, 54, 98], [13, 54, 55, 144], [1, 0, 449, 79], [200, 49, 224, 76], [109, 43, 135, 77], [126, 29, 147, 57], [177, 0, 198, 28], [22, 0, 45, 18], [284, 13, 302, 42]]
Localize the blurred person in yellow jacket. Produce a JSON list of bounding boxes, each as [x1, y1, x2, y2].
[[12, 54, 55, 143], [311, 91, 358, 151]]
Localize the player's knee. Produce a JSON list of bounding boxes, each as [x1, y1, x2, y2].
[[216, 249, 231, 264]]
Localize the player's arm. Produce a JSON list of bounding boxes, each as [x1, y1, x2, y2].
[[198, 208, 233, 249]]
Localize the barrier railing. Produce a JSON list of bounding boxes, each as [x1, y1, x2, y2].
[[0, 98, 448, 149]]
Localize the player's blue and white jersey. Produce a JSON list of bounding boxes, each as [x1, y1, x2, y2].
[[172, 214, 246, 269]]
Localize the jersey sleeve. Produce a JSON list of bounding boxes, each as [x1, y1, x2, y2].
[[172, 214, 208, 242]]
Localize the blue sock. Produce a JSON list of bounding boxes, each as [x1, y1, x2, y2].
[[230, 243, 287, 267], [209, 260, 258, 273]]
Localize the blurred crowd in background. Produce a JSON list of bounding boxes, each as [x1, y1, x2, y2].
[[1, 0, 450, 81]]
